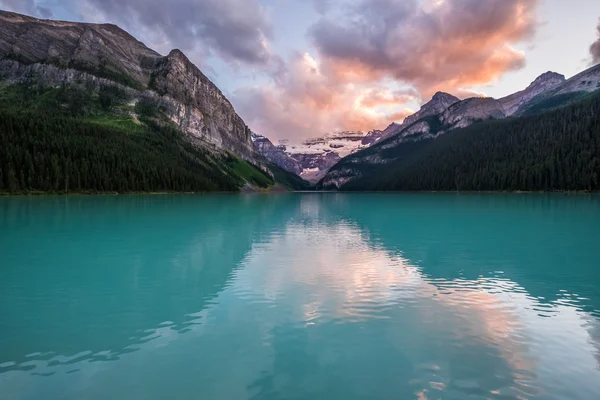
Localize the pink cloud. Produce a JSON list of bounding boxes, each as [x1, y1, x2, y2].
[[236, 0, 540, 140]]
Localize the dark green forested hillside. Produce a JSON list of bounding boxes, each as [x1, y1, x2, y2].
[[0, 82, 285, 194], [339, 91, 600, 192], [268, 163, 312, 191]]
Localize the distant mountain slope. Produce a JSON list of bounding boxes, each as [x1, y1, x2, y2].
[[321, 90, 600, 192], [284, 131, 367, 181]]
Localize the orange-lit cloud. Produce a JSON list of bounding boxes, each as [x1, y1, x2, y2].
[[237, 0, 540, 140], [357, 88, 419, 109], [310, 0, 538, 97], [234, 52, 416, 141]]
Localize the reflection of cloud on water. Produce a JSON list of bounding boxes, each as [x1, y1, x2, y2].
[[4, 203, 600, 400], [234, 221, 422, 321], [232, 219, 600, 399]]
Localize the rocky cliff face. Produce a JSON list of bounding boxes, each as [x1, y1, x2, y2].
[[440, 97, 506, 130], [363, 123, 400, 145], [0, 11, 161, 86], [546, 64, 600, 97], [149, 49, 258, 162], [0, 10, 264, 168], [251, 133, 303, 175], [499, 72, 565, 116]]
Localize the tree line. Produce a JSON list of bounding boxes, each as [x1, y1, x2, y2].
[[0, 109, 241, 193]]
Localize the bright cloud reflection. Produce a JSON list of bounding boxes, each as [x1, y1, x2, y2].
[[4, 196, 600, 400], [231, 216, 600, 399]]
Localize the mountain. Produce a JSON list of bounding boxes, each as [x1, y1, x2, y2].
[[254, 131, 369, 182], [0, 10, 310, 193], [499, 71, 565, 115], [338, 90, 600, 192], [378, 92, 460, 141], [319, 65, 600, 191], [361, 129, 385, 146], [440, 97, 506, 130], [0, 11, 264, 166], [404, 92, 461, 127], [251, 132, 303, 175], [319, 95, 506, 189], [511, 64, 600, 116]]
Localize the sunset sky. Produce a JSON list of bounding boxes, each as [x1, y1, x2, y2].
[[2, 0, 600, 141]]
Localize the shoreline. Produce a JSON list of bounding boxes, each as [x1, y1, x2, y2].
[[1, 190, 598, 197]]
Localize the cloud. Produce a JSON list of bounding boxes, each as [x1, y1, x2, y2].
[[357, 88, 419, 109], [0, 0, 53, 18], [234, 52, 416, 141], [591, 20, 600, 65], [1, 0, 541, 141], [309, 0, 539, 96], [237, 0, 539, 140], [70, 0, 278, 68]]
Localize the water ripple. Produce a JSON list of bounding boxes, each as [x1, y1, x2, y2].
[[2, 194, 600, 399]]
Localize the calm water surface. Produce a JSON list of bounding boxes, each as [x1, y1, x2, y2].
[[1, 194, 600, 400]]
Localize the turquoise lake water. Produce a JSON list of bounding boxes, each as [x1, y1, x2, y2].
[[1, 193, 600, 400]]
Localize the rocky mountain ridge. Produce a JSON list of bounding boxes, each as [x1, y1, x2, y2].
[[531, 64, 600, 103], [377, 92, 460, 142], [499, 71, 566, 116]]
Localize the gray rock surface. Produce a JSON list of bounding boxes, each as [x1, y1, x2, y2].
[[440, 97, 506, 130], [0, 11, 161, 86]]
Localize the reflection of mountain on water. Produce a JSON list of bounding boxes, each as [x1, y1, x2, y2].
[[0, 195, 302, 366], [2, 193, 600, 400]]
